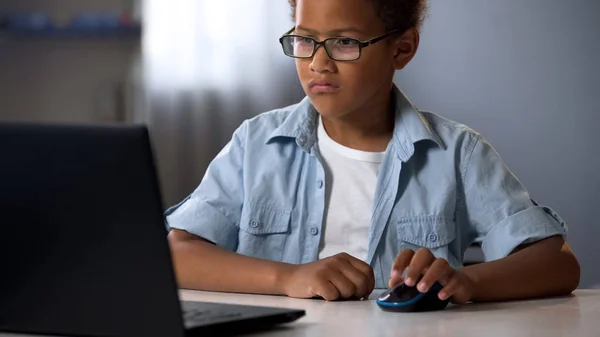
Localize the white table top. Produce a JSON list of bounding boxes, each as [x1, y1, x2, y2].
[[180, 289, 600, 337]]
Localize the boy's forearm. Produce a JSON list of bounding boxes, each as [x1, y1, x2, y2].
[[167, 230, 293, 295], [462, 235, 580, 303]]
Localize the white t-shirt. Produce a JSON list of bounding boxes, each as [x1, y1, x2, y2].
[[316, 117, 385, 262]]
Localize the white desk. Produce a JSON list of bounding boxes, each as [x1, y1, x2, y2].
[[181, 289, 600, 337]]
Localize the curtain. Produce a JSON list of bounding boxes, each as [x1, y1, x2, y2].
[[139, 0, 304, 206]]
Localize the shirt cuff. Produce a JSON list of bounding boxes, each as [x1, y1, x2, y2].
[[165, 197, 239, 251], [481, 205, 568, 262]]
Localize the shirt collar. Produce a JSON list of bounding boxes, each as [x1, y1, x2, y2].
[[266, 96, 318, 152], [391, 85, 445, 161], [267, 85, 445, 160]]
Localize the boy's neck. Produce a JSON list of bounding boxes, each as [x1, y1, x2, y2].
[[320, 89, 395, 153]]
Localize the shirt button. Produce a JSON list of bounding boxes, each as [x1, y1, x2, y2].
[[429, 234, 438, 242], [250, 220, 260, 228], [297, 135, 307, 146], [310, 227, 319, 236], [317, 180, 324, 189]]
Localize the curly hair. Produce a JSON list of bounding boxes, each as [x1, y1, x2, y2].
[[288, 0, 428, 32]]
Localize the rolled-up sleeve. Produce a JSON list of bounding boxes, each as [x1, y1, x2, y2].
[[462, 134, 568, 262], [164, 122, 247, 251]]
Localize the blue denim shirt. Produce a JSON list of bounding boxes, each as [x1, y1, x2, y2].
[[165, 86, 567, 289]]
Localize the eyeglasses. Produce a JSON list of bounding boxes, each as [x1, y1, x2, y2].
[[279, 27, 400, 61]]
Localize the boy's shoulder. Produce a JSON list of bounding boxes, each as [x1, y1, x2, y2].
[[234, 101, 307, 143], [418, 110, 484, 148], [418, 110, 477, 134], [246, 102, 299, 129]]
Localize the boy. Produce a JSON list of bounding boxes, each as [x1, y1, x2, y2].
[[165, 0, 580, 303]]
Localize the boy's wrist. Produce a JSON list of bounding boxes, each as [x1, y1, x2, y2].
[[272, 262, 296, 296], [461, 264, 487, 302]]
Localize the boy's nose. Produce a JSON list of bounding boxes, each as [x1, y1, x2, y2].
[[309, 46, 336, 73]]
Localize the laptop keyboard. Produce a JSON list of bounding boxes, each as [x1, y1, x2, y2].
[[182, 307, 244, 325], [179, 301, 305, 331]]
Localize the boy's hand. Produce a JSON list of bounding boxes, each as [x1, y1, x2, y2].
[[281, 253, 375, 301], [389, 248, 476, 304]]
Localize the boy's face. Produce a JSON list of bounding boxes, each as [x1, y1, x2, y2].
[[293, 0, 413, 119]]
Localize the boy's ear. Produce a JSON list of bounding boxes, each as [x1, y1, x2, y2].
[[392, 28, 420, 70]]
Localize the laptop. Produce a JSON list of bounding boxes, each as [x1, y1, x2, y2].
[[0, 123, 305, 337]]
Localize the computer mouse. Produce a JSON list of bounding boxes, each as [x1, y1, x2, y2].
[[376, 280, 450, 312]]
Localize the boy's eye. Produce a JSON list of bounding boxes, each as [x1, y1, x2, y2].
[[334, 38, 359, 47], [296, 37, 314, 44]]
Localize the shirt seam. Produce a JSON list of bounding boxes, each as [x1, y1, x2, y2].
[[236, 120, 248, 228], [460, 133, 481, 238], [461, 133, 480, 184]]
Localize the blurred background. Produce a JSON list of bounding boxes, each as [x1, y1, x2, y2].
[[0, 0, 598, 288]]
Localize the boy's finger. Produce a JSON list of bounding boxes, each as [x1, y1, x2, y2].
[[404, 248, 435, 287], [328, 273, 357, 299], [314, 278, 341, 301], [344, 254, 375, 288], [438, 273, 452, 287], [439, 275, 462, 301], [339, 262, 371, 298], [389, 249, 415, 286], [417, 258, 453, 293]]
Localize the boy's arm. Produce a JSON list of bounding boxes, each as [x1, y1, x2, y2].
[[168, 229, 289, 294], [164, 123, 291, 295], [389, 235, 579, 304], [463, 235, 580, 302], [168, 229, 375, 300], [456, 134, 580, 301], [390, 133, 580, 303]]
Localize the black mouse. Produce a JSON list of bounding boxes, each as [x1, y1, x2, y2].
[[376, 279, 450, 312]]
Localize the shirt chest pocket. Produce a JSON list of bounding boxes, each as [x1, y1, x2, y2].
[[237, 204, 291, 262], [397, 216, 457, 261]]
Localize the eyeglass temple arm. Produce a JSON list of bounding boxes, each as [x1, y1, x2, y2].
[[281, 27, 295, 37], [359, 29, 401, 47]]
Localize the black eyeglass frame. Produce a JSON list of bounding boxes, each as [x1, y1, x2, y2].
[[278, 27, 402, 61]]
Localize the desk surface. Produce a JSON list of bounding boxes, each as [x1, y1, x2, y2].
[[181, 289, 600, 337]]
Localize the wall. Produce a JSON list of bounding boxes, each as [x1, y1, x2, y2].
[[395, 0, 600, 287], [0, 0, 140, 124]]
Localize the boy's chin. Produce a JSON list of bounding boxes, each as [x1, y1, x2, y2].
[[310, 97, 351, 119]]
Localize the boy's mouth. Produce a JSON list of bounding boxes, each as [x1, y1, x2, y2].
[[309, 79, 340, 94]]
